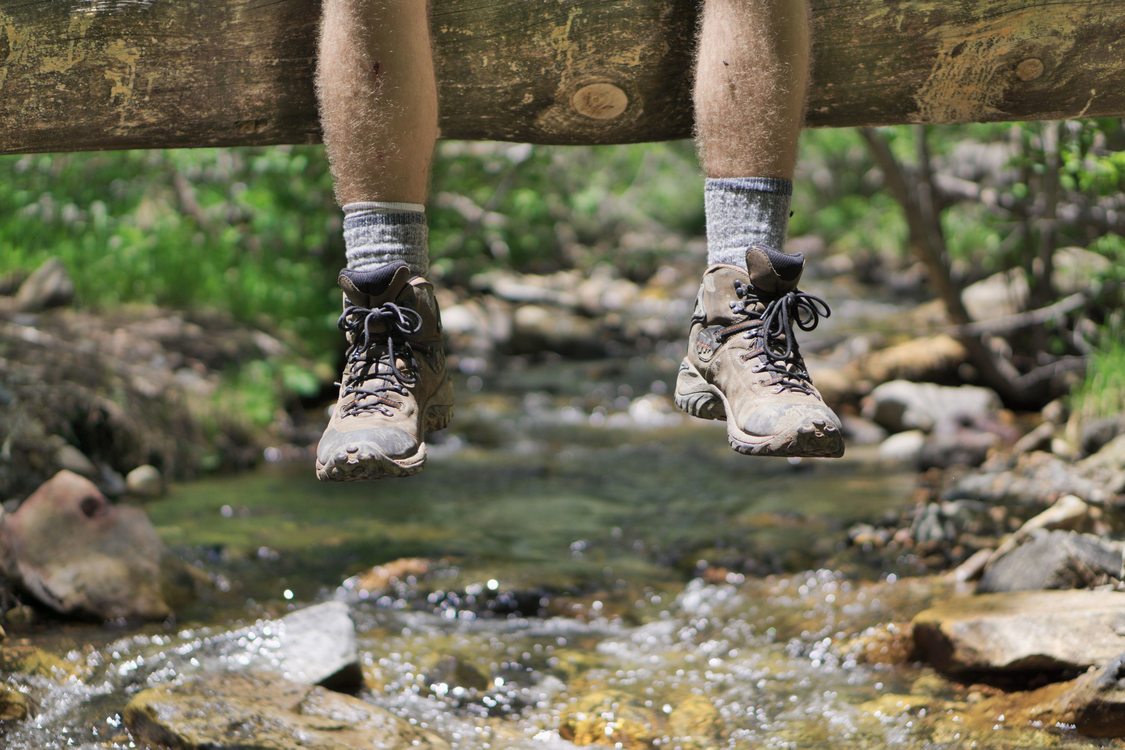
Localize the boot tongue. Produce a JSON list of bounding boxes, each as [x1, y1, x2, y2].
[[745, 246, 804, 295], [338, 264, 412, 306]]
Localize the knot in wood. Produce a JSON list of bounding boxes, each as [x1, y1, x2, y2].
[[1016, 58, 1045, 82], [571, 83, 628, 120]]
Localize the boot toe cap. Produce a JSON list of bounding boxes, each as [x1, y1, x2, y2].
[[317, 426, 419, 464]]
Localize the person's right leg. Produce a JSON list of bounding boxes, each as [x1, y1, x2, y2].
[[315, 0, 452, 481], [674, 0, 843, 457]]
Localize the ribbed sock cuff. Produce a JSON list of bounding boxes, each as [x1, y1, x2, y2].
[[342, 202, 429, 275], [704, 177, 793, 268]]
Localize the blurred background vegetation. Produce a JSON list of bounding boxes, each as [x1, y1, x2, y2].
[[1, 120, 1121, 421]]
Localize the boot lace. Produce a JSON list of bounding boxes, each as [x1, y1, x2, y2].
[[718, 280, 831, 395], [336, 301, 424, 417]]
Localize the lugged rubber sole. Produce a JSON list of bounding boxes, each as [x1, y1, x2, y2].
[[673, 359, 844, 458], [315, 402, 454, 481]]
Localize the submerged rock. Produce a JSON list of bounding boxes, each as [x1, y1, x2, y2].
[[0, 470, 185, 620], [558, 690, 663, 749], [124, 672, 449, 750], [0, 683, 28, 722], [978, 530, 1123, 593], [913, 591, 1125, 677]]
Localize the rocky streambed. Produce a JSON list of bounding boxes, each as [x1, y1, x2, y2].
[[2, 256, 1124, 748]]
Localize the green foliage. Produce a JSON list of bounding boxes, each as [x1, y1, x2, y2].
[[1070, 317, 1125, 424], [0, 147, 343, 358]]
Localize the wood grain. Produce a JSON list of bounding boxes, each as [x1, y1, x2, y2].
[[1, 0, 1123, 153]]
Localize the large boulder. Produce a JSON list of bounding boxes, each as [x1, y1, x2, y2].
[[124, 672, 449, 750], [913, 591, 1125, 676], [0, 470, 189, 620]]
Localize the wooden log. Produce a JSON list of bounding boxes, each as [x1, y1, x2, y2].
[[1, 1, 1123, 154]]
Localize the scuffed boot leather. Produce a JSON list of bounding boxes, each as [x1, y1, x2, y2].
[[316, 263, 453, 480], [674, 246, 844, 458]]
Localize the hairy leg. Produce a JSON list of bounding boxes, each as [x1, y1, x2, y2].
[[677, 1, 842, 459], [694, 0, 811, 179], [316, 0, 438, 204]]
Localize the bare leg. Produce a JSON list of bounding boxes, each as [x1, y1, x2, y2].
[[675, 1, 843, 459], [315, 1, 451, 482], [694, 0, 811, 180], [316, 0, 438, 205]]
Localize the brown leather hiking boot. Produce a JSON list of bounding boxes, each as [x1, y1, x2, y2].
[[316, 263, 453, 480], [674, 246, 844, 458]]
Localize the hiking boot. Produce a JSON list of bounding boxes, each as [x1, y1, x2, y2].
[[316, 263, 453, 480], [674, 246, 844, 458]]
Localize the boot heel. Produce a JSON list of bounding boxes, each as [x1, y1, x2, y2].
[[674, 360, 726, 421], [426, 404, 453, 432]]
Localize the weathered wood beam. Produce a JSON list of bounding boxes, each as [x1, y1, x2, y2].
[[1, 1, 1123, 154]]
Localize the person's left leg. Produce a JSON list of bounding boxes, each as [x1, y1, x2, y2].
[[675, 0, 844, 458], [314, 0, 452, 481]]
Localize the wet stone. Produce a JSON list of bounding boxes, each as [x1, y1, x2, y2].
[[124, 672, 450, 750], [272, 601, 362, 692], [0, 683, 28, 722], [558, 690, 664, 748], [913, 591, 1125, 677]]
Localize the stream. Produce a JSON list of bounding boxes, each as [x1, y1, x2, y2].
[[4, 346, 1117, 748]]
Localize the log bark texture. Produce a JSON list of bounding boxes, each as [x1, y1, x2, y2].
[[1, 0, 1123, 153]]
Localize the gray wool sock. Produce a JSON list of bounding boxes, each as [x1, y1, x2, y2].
[[342, 201, 429, 275], [704, 177, 793, 267]]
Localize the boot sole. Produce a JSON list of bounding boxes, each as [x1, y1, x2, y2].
[[673, 359, 844, 458], [315, 402, 454, 481]]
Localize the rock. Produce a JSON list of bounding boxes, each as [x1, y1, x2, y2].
[[878, 430, 926, 464], [667, 694, 722, 742], [863, 380, 1001, 435], [943, 451, 1116, 507], [947, 548, 993, 584], [913, 591, 1125, 676], [125, 465, 163, 498], [854, 334, 968, 385], [0, 644, 78, 679], [342, 557, 432, 598], [508, 304, 605, 358], [53, 443, 97, 478], [916, 428, 998, 470], [558, 691, 663, 749], [1077, 434, 1125, 498], [844, 622, 917, 666], [1061, 653, 1125, 738], [841, 415, 887, 446], [1012, 421, 1055, 456], [1080, 416, 1125, 457], [272, 601, 362, 692], [0, 471, 179, 620], [0, 683, 28, 722], [978, 530, 1123, 593], [12, 258, 75, 313], [124, 672, 449, 750], [988, 494, 1090, 561], [423, 653, 490, 694]]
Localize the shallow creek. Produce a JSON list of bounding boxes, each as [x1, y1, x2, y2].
[[4, 356, 1116, 749]]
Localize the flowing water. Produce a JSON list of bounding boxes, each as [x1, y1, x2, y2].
[[2, 354, 1116, 749]]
